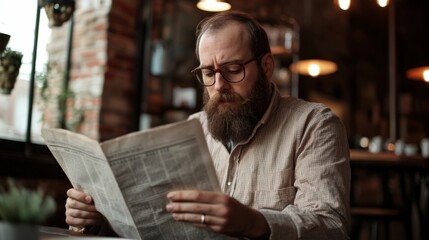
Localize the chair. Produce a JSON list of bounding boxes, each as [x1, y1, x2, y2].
[[350, 167, 414, 240]]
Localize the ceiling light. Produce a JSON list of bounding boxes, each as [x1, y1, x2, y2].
[[406, 66, 429, 82], [377, 0, 389, 7], [338, 0, 351, 10], [308, 64, 321, 77], [196, 0, 231, 12], [290, 59, 338, 77], [337, 0, 389, 10]]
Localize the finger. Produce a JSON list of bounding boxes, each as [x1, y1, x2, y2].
[[66, 215, 101, 228], [171, 212, 225, 226], [66, 197, 98, 212], [65, 207, 104, 228], [167, 190, 225, 204], [166, 200, 232, 220], [66, 207, 102, 220], [67, 188, 93, 203], [171, 214, 227, 234], [166, 202, 215, 214]]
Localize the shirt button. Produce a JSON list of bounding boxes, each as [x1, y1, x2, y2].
[[227, 181, 232, 186]]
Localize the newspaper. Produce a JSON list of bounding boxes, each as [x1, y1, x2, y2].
[[41, 118, 232, 240]]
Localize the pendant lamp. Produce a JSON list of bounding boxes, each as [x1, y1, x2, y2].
[[406, 66, 429, 82], [290, 59, 338, 77], [196, 0, 231, 12]]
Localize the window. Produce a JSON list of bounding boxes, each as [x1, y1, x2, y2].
[[0, 0, 51, 143]]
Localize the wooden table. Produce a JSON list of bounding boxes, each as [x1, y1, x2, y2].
[[350, 149, 429, 170], [39, 226, 128, 239], [349, 149, 429, 240], [39, 226, 89, 239]]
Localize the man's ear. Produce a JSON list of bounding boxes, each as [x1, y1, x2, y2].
[[261, 53, 275, 80]]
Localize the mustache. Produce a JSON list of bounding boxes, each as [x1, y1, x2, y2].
[[211, 92, 250, 104]]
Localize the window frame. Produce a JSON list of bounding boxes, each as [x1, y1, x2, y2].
[[0, 2, 72, 177]]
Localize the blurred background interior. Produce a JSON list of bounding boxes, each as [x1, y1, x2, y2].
[[0, 0, 428, 239]]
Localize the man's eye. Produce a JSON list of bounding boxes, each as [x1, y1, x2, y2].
[[224, 65, 242, 74], [202, 70, 214, 77]]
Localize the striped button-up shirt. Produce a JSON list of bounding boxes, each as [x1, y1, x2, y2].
[[190, 84, 350, 240]]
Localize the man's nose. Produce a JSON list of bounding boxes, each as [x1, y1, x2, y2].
[[213, 72, 229, 92]]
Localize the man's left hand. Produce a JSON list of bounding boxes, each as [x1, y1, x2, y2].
[[165, 190, 270, 239]]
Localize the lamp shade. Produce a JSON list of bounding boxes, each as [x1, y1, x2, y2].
[[290, 59, 338, 77], [338, 0, 351, 10], [406, 66, 429, 82], [196, 0, 231, 12], [377, 0, 390, 7]]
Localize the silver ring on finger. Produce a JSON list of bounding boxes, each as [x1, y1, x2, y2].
[[201, 214, 206, 224]]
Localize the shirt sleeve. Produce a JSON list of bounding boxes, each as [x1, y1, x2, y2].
[[260, 106, 350, 240]]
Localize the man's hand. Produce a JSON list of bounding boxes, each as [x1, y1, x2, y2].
[[65, 188, 104, 229], [165, 190, 270, 239]]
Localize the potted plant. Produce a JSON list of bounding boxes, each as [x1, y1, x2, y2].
[[40, 0, 75, 27], [0, 180, 56, 240], [0, 47, 23, 95], [0, 32, 10, 54]]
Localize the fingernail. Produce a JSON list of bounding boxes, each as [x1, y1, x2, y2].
[[85, 196, 91, 203], [166, 204, 172, 212]]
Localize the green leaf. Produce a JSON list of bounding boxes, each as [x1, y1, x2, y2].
[[0, 180, 57, 224]]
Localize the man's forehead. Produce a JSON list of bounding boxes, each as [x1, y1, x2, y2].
[[198, 24, 251, 65], [202, 22, 248, 40]]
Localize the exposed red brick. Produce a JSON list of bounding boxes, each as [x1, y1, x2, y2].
[[42, 0, 140, 140]]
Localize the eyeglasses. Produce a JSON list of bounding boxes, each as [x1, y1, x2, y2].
[[191, 58, 258, 87]]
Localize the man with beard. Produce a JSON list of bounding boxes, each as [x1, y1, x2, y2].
[[65, 11, 350, 239]]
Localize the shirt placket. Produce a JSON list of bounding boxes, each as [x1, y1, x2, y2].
[[224, 146, 241, 196]]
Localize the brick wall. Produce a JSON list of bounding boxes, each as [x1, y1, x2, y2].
[[43, 0, 142, 140], [100, 0, 141, 141]]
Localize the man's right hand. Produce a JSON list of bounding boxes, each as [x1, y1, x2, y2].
[[65, 188, 104, 229]]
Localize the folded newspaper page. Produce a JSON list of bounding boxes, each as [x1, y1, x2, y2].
[[42, 118, 233, 240]]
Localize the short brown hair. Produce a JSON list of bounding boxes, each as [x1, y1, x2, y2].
[[195, 11, 271, 61]]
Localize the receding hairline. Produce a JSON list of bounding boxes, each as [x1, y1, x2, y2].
[[195, 11, 270, 61], [197, 21, 251, 53]]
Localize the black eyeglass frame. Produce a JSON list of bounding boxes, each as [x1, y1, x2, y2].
[[191, 57, 258, 87]]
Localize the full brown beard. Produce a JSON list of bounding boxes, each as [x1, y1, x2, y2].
[[203, 71, 271, 145]]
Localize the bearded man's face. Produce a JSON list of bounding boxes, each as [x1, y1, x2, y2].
[[197, 23, 273, 145], [203, 69, 271, 145]]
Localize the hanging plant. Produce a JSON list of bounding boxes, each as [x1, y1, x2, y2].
[[0, 32, 10, 54], [0, 48, 23, 95], [35, 63, 85, 131], [40, 0, 75, 27]]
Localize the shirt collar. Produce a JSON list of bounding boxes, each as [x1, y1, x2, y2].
[[258, 81, 282, 125]]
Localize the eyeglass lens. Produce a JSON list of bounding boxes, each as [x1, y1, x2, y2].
[[195, 63, 245, 86]]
